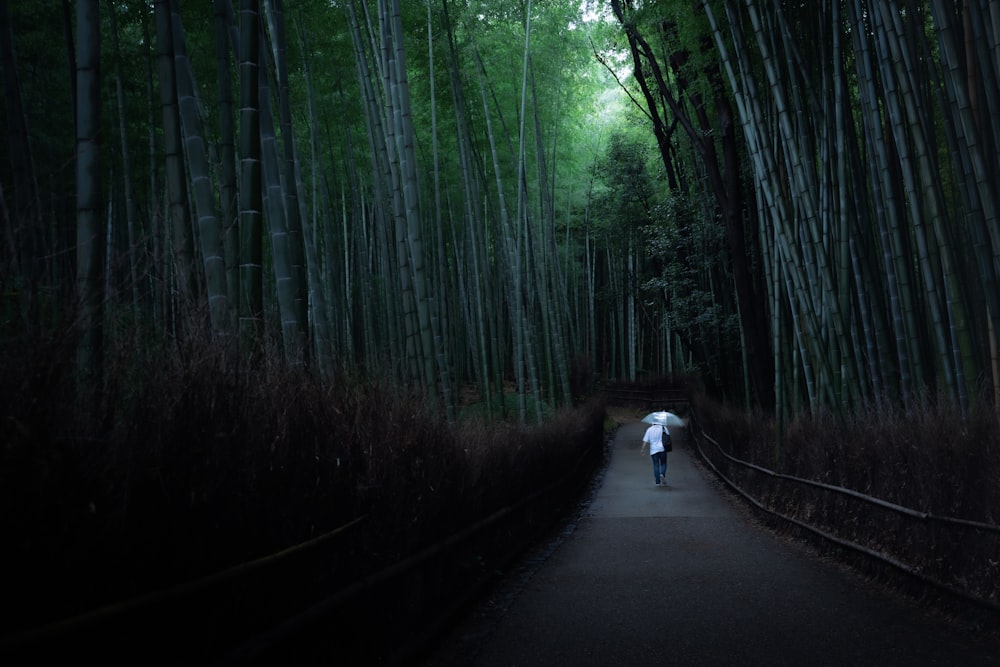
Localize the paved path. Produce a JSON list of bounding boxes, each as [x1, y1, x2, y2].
[[425, 421, 1000, 666]]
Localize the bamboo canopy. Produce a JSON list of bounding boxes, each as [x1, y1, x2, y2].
[[2, 0, 998, 423]]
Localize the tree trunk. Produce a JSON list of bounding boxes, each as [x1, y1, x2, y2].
[[109, 7, 141, 323], [265, 0, 310, 357], [214, 0, 240, 314], [75, 0, 103, 427], [171, 1, 230, 338], [155, 0, 196, 321], [238, 0, 264, 355], [0, 0, 43, 332]]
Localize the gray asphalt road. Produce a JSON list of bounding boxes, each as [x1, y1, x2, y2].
[[424, 421, 1000, 666]]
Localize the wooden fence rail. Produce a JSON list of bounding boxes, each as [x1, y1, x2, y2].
[[601, 387, 689, 410], [687, 413, 1000, 617], [0, 434, 606, 666]]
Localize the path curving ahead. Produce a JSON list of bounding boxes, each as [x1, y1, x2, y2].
[[425, 421, 1000, 666]]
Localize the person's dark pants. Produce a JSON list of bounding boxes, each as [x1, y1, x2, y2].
[[651, 451, 668, 485]]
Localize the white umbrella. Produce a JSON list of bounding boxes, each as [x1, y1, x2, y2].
[[641, 411, 686, 428]]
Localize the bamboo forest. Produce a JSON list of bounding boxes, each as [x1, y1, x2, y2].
[[5, 0, 1000, 661], [5, 1, 1000, 421]]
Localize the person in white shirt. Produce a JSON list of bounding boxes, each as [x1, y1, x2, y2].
[[640, 423, 670, 486]]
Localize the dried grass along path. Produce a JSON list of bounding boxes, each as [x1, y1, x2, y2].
[[424, 420, 1000, 666]]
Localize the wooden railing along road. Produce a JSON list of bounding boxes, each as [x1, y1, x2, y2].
[[600, 386, 689, 410], [605, 387, 998, 620], [681, 406, 1000, 622], [5, 387, 993, 663], [0, 420, 606, 666]]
